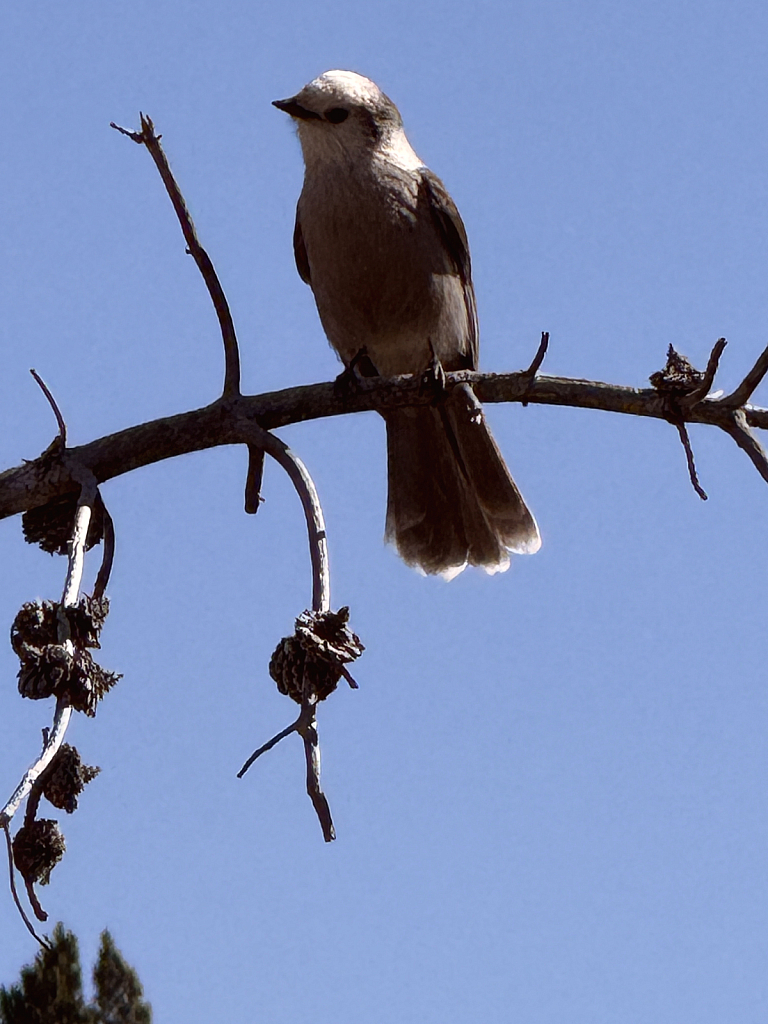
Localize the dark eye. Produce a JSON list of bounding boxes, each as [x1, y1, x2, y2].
[[326, 107, 349, 124]]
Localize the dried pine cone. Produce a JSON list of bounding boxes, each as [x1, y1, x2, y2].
[[41, 744, 100, 814], [12, 819, 66, 886], [11, 601, 59, 658], [17, 644, 73, 700], [649, 345, 705, 394], [66, 595, 109, 649], [11, 598, 120, 713], [270, 634, 342, 703], [67, 650, 120, 717], [22, 491, 105, 555], [269, 607, 364, 703]]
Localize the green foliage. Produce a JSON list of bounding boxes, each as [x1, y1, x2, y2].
[[90, 932, 151, 1024], [0, 924, 151, 1024]]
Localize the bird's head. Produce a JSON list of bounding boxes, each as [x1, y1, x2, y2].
[[273, 70, 422, 171]]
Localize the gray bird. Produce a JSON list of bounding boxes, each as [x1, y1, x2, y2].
[[274, 70, 540, 577]]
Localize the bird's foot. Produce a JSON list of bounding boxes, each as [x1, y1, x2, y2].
[[419, 343, 447, 404], [334, 347, 380, 398]]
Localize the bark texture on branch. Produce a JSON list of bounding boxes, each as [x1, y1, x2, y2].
[[2, 369, 766, 523]]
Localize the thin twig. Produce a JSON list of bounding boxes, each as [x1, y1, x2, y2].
[[525, 332, 550, 378], [674, 423, 708, 500], [237, 714, 303, 777], [235, 419, 335, 837], [244, 445, 265, 514], [3, 824, 49, 948], [111, 115, 241, 400], [93, 503, 115, 602], [236, 418, 330, 614], [340, 665, 359, 690], [722, 410, 768, 485], [297, 703, 335, 842], [521, 332, 550, 408], [681, 337, 727, 408], [30, 369, 67, 446], [25, 877, 48, 923], [0, 702, 74, 832], [720, 340, 768, 408]]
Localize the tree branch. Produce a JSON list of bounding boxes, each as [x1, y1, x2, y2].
[[721, 340, 768, 408], [2, 368, 767, 523], [721, 409, 768, 485], [110, 115, 241, 399]]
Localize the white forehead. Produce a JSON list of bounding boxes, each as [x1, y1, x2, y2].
[[298, 70, 383, 107]]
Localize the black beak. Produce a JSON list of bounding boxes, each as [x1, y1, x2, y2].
[[272, 97, 322, 120]]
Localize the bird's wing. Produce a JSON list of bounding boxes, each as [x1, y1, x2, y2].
[[420, 169, 479, 370], [293, 206, 312, 285]]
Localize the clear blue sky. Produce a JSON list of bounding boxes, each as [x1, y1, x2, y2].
[[2, 1, 768, 1021]]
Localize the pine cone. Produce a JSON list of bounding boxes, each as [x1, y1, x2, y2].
[[269, 635, 341, 703], [12, 819, 66, 885], [41, 744, 100, 813]]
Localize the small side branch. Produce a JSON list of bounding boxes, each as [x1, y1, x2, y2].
[[110, 115, 241, 400], [0, 701, 73, 831], [93, 504, 115, 603], [237, 714, 303, 776], [298, 704, 335, 842], [521, 332, 549, 407], [3, 825, 49, 948], [674, 423, 708, 500], [721, 340, 768, 408], [30, 370, 67, 446], [244, 445, 265, 515], [682, 337, 727, 408], [722, 410, 768, 485], [236, 419, 330, 614]]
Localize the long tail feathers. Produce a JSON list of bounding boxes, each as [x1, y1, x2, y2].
[[384, 384, 540, 577]]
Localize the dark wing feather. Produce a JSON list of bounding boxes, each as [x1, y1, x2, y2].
[[420, 170, 479, 370], [293, 207, 311, 285]]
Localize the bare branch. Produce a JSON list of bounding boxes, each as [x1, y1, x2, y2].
[[237, 713, 303, 777], [111, 115, 241, 400], [3, 365, 768, 524], [720, 340, 768, 408], [236, 418, 330, 614], [722, 410, 768, 485], [93, 503, 115, 603], [521, 332, 550, 407], [244, 445, 265, 515], [681, 337, 727, 408], [673, 423, 708, 500], [3, 824, 50, 948], [0, 476, 96, 829], [297, 704, 335, 842], [30, 369, 67, 447], [0, 701, 73, 833]]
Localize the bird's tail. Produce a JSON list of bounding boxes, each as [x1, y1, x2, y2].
[[384, 384, 540, 577]]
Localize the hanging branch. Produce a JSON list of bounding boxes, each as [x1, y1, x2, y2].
[[107, 114, 353, 841], [234, 419, 345, 841], [93, 505, 115, 603], [2, 471, 97, 928], [3, 824, 49, 948], [0, 476, 97, 832]]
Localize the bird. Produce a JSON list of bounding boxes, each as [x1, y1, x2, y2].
[[273, 70, 540, 577]]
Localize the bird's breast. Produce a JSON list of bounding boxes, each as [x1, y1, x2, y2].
[[298, 164, 469, 375]]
